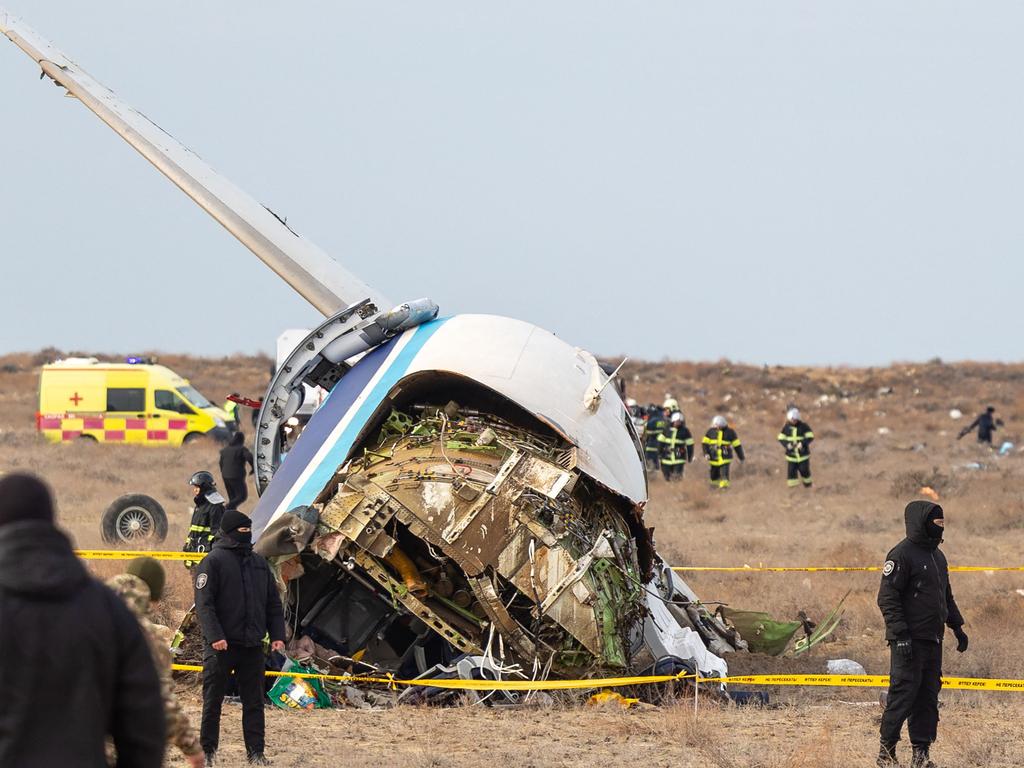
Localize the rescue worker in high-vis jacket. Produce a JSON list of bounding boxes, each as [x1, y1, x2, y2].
[[223, 393, 240, 431], [625, 398, 647, 438], [183, 471, 226, 568], [702, 415, 744, 489], [657, 412, 694, 482], [777, 407, 814, 488], [643, 406, 669, 471], [876, 501, 968, 768]]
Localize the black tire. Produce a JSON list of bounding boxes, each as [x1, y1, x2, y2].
[[101, 494, 168, 544], [77, 434, 98, 443]]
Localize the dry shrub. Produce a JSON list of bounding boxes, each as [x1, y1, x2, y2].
[[890, 467, 961, 499]]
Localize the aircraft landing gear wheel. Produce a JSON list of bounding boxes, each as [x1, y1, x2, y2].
[[101, 494, 168, 545]]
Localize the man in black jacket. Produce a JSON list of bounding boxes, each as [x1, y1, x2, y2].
[[184, 471, 226, 568], [219, 432, 255, 509], [957, 406, 1002, 445], [0, 473, 165, 768], [194, 510, 286, 766], [876, 501, 968, 768]]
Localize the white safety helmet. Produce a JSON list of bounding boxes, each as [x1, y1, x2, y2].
[[625, 398, 638, 408], [711, 415, 727, 428], [787, 407, 801, 422], [671, 411, 684, 424]]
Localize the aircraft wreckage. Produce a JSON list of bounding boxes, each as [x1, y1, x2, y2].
[[1, 11, 746, 696]]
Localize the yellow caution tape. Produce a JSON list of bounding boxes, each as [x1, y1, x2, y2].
[[76, 550, 206, 562], [719, 674, 1024, 692], [673, 565, 1024, 573], [168, 664, 1024, 693], [170, 663, 693, 690]]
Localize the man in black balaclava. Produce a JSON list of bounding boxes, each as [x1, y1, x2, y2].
[[193, 510, 285, 766], [876, 501, 968, 768], [0, 473, 165, 766]]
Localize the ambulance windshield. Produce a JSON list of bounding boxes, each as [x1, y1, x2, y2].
[[177, 386, 212, 409]]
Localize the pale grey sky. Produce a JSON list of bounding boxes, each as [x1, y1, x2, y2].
[[1, 2, 1021, 365]]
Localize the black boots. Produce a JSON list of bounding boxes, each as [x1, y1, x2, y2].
[[877, 742, 900, 767], [910, 744, 938, 768]]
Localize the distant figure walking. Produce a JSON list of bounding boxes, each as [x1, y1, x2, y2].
[[220, 432, 255, 509], [957, 406, 1002, 445], [0, 473, 165, 767], [658, 412, 694, 482], [777, 407, 814, 488], [643, 406, 669, 472], [702, 415, 744, 490]]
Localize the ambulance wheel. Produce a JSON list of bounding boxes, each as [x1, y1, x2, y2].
[[101, 494, 168, 544], [182, 432, 206, 445], [77, 434, 98, 443]]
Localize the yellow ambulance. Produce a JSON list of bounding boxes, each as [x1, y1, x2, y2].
[[37, 358, 232, 445]]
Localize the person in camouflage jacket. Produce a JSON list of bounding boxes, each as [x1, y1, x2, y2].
[[108, 560, 204, 768]]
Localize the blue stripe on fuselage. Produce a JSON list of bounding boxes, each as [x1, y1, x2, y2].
[[251, 318, 447, 539]]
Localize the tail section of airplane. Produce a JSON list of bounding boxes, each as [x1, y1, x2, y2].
[[0, 9, 389, 317]]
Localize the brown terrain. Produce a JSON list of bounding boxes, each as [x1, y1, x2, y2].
[[1, 350, 1022, 767]]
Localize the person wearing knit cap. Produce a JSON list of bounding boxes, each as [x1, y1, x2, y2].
[[108, 557, 204, 768], [193, 509, 286, 766], [0, 473, 165, 767]]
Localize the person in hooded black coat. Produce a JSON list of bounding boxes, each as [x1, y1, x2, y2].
[[194, 510, 286, 766], [875, 501, 968, 768], [0, 473, 165, 768], [219, 431, 254, 509]]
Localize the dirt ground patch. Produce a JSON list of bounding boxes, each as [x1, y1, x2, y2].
[[2, 352, 1022, 766]]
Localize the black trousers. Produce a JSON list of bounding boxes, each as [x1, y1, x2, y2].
[[880, 640, 942, 746], [661, 462, 684, 481], [709, 463, 731, 488], [223, 476, 248, 509], [786, 459, 812, 487], [201, 644, 266, 755]]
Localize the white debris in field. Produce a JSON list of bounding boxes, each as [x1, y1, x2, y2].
[[827, 659, 867, 676], [949, 409, 963, 420], [878, 427, 890, 435]]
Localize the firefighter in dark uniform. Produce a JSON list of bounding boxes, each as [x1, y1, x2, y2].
[[957, 406, 1002, 445], [777, 407, 814, 488], [657, 412, 693, 482], [876, 501, 968, 768], [194, 510, 286, 766], [643, 406, 669, 471], [702, 415, 744, 489], [183, 472, 226, 569]]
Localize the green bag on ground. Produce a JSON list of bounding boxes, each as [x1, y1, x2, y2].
[[268, 658, 332, 710], [717, 608, 802, 656]]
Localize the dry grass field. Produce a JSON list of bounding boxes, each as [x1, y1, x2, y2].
[[2, 351, 1022, 767]]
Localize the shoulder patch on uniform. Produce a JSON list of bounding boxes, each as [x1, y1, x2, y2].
[[882, 560, 895, 576], [195, 573, 208, 590]]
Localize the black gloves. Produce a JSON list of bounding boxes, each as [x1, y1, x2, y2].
[[953, 626, 969, 653], [895, 639, 913, 662]]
